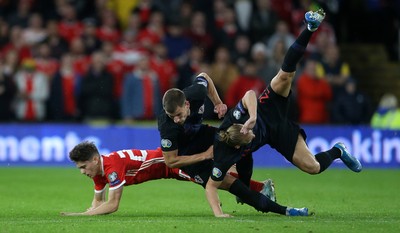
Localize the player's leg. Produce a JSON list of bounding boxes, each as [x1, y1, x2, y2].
[[292, 134, 362, 174], [220, 175, 307, 216], [233, 151, 253, 187], [270, 9, 326, 98]]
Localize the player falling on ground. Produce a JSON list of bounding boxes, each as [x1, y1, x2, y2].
[[60, 141, 274, 216], [205, 9, 363, 217]]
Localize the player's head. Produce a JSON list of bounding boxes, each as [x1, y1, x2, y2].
[[218, 124, 255, 148], [163, 88, 190, 124], [69, 141, 101, 178]]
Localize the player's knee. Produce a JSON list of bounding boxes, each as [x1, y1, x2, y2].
[[301, 161, 320, 174]]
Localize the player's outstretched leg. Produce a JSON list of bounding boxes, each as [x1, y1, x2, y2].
[[334, 142, 363, 172], [305, 8, 326, 31]]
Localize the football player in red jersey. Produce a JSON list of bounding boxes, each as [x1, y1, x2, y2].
[[60, 141, 273, 216]]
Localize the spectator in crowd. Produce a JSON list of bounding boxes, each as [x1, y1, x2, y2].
[[96, 9, 121, 44], [265, 20, 295, 54], [2, 49, 19, 78], [318, 44, 350, 99], [21, 13, 47, 47], [42, 20, 69, 59], [231, 34, 252, 72], [251, 42, 273, 85], [121, 54, 161, 123], [136, 10, 165, 51], [296, 59, 332, 124], [48, 54, 80, 121], [331, 78, 372, 125], [162, 19, 192, 66], [69, 37, 91, 77], [0, 17, 10, 48], [33, 43, 60, 80], [13, 58, 49, 121], [78, 52, 115, 122], [57, 3, 83, 44], [234, 0, 252, 32], [371, 93, 400, 129], [225, 62, 265, 109], [208, 46, 239, 101], [0, 62, 16, 121], [213, 6, 243, 51], [6, 0, 32, 28], [1, 26, 31, 62], [150, 43, 177, 95], [249, 0, 280, 42], [101, 41, 126, 101], [185, 11, 214, 62], [80, 18, 102, 55], [176, 45, 205, 90]]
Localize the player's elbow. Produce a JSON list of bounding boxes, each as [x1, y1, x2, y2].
[[108, 202, 120, 213], [165, 160, 180, 168]]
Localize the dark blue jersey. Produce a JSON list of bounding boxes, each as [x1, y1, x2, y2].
[[158, 76, 209, 153]]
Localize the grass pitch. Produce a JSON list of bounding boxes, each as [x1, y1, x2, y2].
[[0, 167, 399, 233]]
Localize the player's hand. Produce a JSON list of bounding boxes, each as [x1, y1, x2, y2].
[[240, 118, 256, 134], [214, 103, 227, 119], [60, 212, 84, 216], [215, 213, 233, 218]]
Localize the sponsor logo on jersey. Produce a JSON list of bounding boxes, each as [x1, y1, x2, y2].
[[233, 109, 241, 120], [198, 104, 204, 114], [194, 175, 204, 184], [161, 139, 172, 148], [108, 171, 120, 185], [212, 167, 222, 178]]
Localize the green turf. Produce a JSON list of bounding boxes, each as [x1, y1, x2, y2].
[[0, 168, 399, 233]]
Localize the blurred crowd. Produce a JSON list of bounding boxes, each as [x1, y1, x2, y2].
[[0, 0, 399, 128]]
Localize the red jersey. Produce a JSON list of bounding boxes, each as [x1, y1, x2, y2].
[[92, 148, 191, 192]]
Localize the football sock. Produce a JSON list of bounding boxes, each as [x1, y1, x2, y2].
[[281, 29, 313, 72], [228, 172, 263, 192], [315, 147, 342, 173], [229, 179, 286, 215], [235, 152, 253, 187]]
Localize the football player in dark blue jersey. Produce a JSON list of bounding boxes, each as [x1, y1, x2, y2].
[[205, 9, 363, 217]]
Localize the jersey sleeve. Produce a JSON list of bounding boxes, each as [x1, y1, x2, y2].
[[159, 123, 180, 152], [104, 156, 127, 191], [93, 176, 108, 193], [210, 140, 241, 182], [184, 76, 208, 100]]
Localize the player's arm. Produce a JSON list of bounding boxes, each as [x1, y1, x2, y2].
[[87, 190, 106, 211], [61, 186, 124, 216], [205, 179, 231, 217], [162, 146, 213, 169], [198, 72, 227, 118], [240, 90, 257, 134]]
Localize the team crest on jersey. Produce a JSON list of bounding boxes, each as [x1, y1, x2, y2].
[[233, 109, 241, 120], [161, 139, 172, 148], [212, 168, 222, 178], [198, 104, 204, 114], [108, 172, 120, 185], [194, 175, 204, 184]]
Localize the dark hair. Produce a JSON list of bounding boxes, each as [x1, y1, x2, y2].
[[162, 88, 186, 113], [69, 141, 99, 162]]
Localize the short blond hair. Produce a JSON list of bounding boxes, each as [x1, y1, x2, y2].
[[218, 124, 253, 147]]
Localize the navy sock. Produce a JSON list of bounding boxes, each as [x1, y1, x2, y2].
[[235, 152, 253, 187], [229, 179, 286, 215], [315, 147, 342, 173], [281, 29, 313, 72]]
